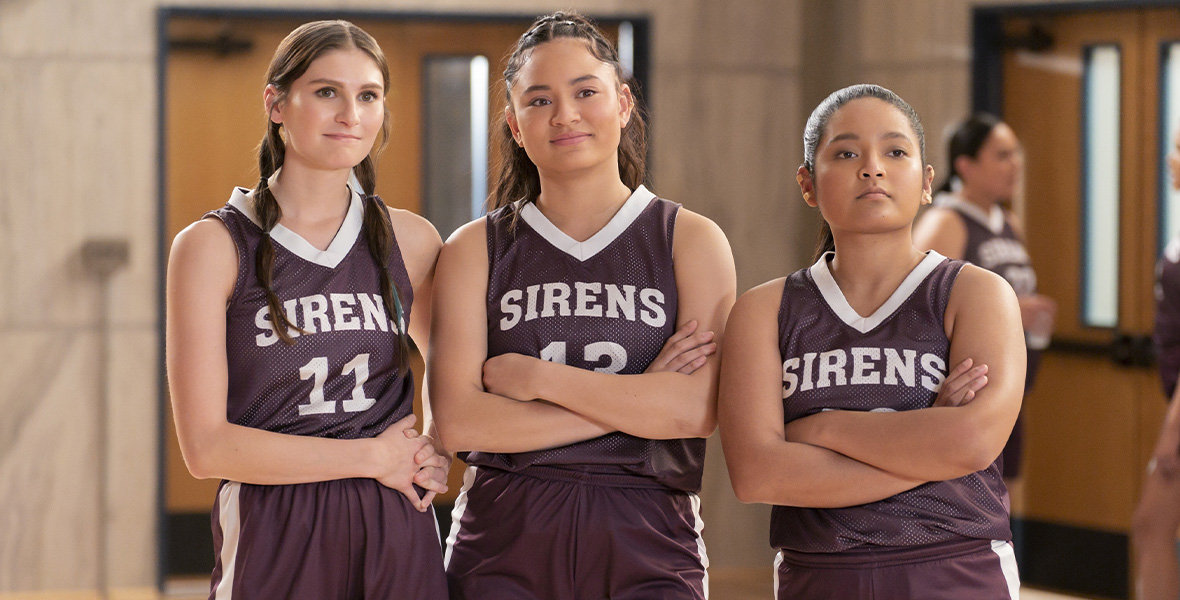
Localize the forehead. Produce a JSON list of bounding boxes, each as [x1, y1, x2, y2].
[[298, 47, 384, 86], [822, 97, 916, 145], [982, 123, 1020, 150], [514, 38, 615, 86]]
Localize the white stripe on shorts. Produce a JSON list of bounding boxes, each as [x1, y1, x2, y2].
[[443, 465, 478, 569], [991, 540, 1021, 599], [688, 492, 710, 599], [772, 551, 783, 599], [213, 482, 242, 600]]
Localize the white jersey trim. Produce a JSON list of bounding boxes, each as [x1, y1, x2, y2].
[[443, 465, 479, 569], [772, 551, 783, 599], [213, 482, 242, 600], [810, 250, 947, 334], [227, 183, 365, 269], [934, 192, 1006, 235], [688, 492, 710, 599], [518, 185, 657, 261], [991, 540, 1021, 599]]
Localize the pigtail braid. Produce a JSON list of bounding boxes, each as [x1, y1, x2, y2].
[[253, 121, 304, 345], [356, 156, 410, 371]]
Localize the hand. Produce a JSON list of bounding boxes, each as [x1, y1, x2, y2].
[[1019, 294, 1057, 336], [412, 433, 452, 507], [646, 320, 716, 375], [933, 358, 989, 408], [483, 353, 540, 401], [372, 414, 439, 512]]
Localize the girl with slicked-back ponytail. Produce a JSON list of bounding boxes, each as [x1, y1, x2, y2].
[[719, 85, 1027, 599], [428, 11, 736, 598], [165, 20, 449, 598]]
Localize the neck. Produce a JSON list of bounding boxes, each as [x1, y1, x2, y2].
[[958, 185, 996, 212], [267, 158, 354, 221], [827, 228, 926, 312], [534, 159, 633, 241]]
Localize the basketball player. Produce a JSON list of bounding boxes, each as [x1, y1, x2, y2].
[[166, 21, 449, 599], [718, 85, 1025, 599], [1132, 127, 1180, 600], [427, 12, 736, 600], [913, 113, 1055, 478]]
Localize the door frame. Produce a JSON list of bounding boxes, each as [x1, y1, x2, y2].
[[153, 5, 652, 588], [972, 4, 1177, 598]]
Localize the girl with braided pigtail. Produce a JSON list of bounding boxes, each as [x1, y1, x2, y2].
[[166, 20, 448, 599], [429, 11, 735, 600]]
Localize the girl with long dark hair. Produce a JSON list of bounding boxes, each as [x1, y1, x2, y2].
[[428, 12, 735, 599]]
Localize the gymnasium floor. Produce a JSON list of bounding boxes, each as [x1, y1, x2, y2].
[[153, 571, 1088, 600]]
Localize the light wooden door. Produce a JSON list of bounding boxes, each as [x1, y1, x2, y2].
[[1000, 7, 1180, 598]]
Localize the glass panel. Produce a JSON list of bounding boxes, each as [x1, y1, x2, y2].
[[422, 55, 490, 240], [618, 21, 634, 76], [1081, 45, 1121, 328], [1161, 43, 1180, 253]]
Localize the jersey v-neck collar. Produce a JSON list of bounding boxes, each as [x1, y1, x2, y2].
[[810, 250, 946, 334], [227, 184, 364, 269], [935, 192, 1005, 235], [518, 185, 656, 262]]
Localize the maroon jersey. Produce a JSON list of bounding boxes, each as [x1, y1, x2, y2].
[[771, 251, 1011, 552], [1155, 237, 1180, 398], [209, 186, 415, 439], [460, 186, 705, 492]]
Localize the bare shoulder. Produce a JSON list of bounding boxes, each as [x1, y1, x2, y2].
[[387, 207, 443, 258], [168, 217, 238, 301], [729, 278, 788, 324], [947, 263, 1020, 323], [673, 206, 729, 246], [170, 217, 236, 267]]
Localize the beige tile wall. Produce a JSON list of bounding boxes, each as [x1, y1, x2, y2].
[[2, 0, 1097, 592]]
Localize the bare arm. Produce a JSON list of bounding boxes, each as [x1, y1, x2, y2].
[[166, 219, 445, 509], [480, 210, 737, 440], [427, 219, 617, 454], [717, 280, 928, 507], [785, 265, 1026, 481], [912, 207, 967, 259]]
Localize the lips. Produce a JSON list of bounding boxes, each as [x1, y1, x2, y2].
[[324, 133, 363, 141], [551, 132, 591, 146], [857, 187, 891, 199]]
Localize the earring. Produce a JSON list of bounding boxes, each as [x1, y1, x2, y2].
[[803, 192, 811, 201], [922, 191, 932, 205]]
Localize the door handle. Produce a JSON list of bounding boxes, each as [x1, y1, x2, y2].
[[1110, 333, 1155, 367]]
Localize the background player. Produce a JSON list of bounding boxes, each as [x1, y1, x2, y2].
[[913, 113, 1056, 479], [428, 12, 736, 600], [166, 20, 449, 599], [1132, 127, 1180, 600], [719, 84, 1025, 599]]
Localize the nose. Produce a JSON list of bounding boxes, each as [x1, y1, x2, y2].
[[860, 155, 885, 179], [550, 98, 580, 127], [338, 97, 360, 126]]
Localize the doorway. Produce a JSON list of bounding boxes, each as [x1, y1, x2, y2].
[[976, 3, 1180, 598], [156, 7, 648, 583]]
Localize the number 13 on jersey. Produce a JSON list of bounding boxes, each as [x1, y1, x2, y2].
[[539, 341, 628, 374]]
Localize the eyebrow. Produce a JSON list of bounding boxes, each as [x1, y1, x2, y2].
[[307, 78, 383, 91], [828, 131, 911, 144], [521, 74, 603, 96]]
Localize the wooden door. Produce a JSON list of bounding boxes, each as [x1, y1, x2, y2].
[[162, 12, 624, 578], [1000, 7, 1180, 598]]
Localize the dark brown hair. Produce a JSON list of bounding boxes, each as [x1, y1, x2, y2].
[[802, 84, 927, 260], [936, 112, 1003, 193], [254, 20, 407, 362], [488, 11, 647, 219]]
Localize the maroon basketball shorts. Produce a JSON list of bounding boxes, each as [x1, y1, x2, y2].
[[774, 537, 1020, 600], [444, 466, 708, 600], [208, 478, 448, 600]]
